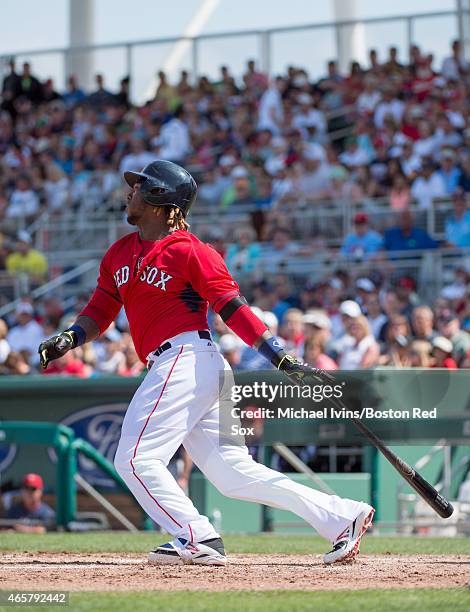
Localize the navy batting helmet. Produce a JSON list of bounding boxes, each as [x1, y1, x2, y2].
[[124, 160, 197, 217]]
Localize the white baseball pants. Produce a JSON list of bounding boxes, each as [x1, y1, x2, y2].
[[114, 331, 367, 543]]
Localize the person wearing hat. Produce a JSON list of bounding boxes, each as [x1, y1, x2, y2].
[[218, 333, 241, 369], [5, 231, 48, 283], [4, 473, 55, 533], [303, 310, 332, 346], [431, 336, 458, 369], [6, 302, 44, 365], [340, 213, 383, 260]]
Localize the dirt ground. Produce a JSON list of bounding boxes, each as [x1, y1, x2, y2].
[[0, 553, 469, 591]]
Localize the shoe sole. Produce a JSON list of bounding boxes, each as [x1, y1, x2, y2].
[[148, 552, 227, 566], [324, 507, 375, 565]]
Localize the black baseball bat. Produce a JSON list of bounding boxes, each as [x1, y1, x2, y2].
[[351, 416, 454, 519]]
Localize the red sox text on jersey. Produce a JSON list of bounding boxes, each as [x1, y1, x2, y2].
[[79, 230, 242, 362]]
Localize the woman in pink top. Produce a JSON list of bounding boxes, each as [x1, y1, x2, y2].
[[390, 175, 411, 210], [303, 337, 338, 370]]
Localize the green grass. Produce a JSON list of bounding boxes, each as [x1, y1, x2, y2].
[[42, 589, 470, 612], [1, 531, 469, 555]]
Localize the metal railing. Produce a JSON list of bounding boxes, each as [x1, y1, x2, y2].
[[26, 195, 464, 252], [0, 9, 467, 99]]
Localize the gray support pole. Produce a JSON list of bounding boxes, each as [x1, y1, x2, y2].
[[67, 0, 94, 91]]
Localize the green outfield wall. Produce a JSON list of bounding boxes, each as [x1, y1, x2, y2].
[[0, 370, 468, 531]]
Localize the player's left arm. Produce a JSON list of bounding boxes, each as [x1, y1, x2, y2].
[[188, 242, 332, 385]]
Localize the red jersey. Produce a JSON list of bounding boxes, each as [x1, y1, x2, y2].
[[80, 230, 242, 362]]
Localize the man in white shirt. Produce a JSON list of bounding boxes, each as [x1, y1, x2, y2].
[[441, 39, 469, 81], [157, 108, 191, 162], [258, 77, 285, 135], [119, 137, 155, 174], [413, 121, 438, 160], [411, 162, 446, 209], [292, 93, 327, 138], [6, 175, 40, 219], [7, 303, 44, 366], [374, 89, 404, 129], [357, 77, 381, 115], [399, 140, 421, 178], [339, 137, 371, 168]]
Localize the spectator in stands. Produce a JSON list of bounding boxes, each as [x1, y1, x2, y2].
[[0, 319, 10, 367], [6, 174, 40, 221], [280, 308, 305, 359], [340, 213, 383, 260], [6, 231, 48, 282], [303, 310, 332, 346], [379, 333, 411, 367], [219, 333, 242, 369], [384, 210, 437, 252], [19, 62, 43, 104], [63, 75, 86, 108], [356, 76, 381, 115], [243, 59, 268, 94], [444, 189, 470, 248], [383, 46, 405, 76], [399, 140, 421, 179], [262, 227, 298, 272], [339, 136, 371, 168], [119, 137, 155, 174], [87, 73, 113, 109], [304, 337, 337, 370], [4, 473, 55, 533], [458, 154, 470, 193], [336, 315, 380, 369], [411, 160, 446, 209], [374, 87, 404, 129], [389, 174, 411, 210], [411, 305, 437, 342], [6, 302, 44, 365], [383, 314, 411, 348], [41, 348, 92, 377], [43, 164, 69, 212], [408, 340, 433, 367], [157, 106, 191, 162], [258, 76, 284, 134], [364, 291, 387, 340], [225, 227, 260, 274], [437, 150, 461, 195], [441, 39, 469, 81], [436, 309, 470, 366], [431, 336, 458, 369], [118, 340, 145, 377], [292, 146, 331, 201]]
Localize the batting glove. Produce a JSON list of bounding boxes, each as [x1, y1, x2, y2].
[[278, 354, 334, 386], [38, 330, 77, 369]]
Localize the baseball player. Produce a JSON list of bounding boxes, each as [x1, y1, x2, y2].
[[38, 161, 374, 566]]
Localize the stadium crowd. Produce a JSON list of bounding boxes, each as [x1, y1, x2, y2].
[[0, 40, 469, 375]]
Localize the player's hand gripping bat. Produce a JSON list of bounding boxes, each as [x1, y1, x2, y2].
[[278, 357, 454, 518]]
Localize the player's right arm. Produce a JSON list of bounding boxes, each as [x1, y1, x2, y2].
[[38, 250, 122, 369]]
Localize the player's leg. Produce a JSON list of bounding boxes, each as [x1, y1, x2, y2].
[[183, 356, 373, 561], [113, 345, 218, 547]]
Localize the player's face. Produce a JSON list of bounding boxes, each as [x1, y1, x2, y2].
[[126, 182, 147, 225]]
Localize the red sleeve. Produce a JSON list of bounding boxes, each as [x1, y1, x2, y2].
[[186, 240, 267, 346], [224, 304, 268, 347], [79, 250, 122, 334], [187, 241, 240, 311]]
